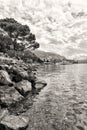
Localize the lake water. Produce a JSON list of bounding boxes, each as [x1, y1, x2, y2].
[[27, 64, 87, 130]]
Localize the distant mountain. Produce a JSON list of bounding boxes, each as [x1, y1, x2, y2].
[[78, 60, 87, 63], [32, 50, 66, 63]]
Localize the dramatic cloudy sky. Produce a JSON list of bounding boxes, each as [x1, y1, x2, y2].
[[0, 0, 87, 59]]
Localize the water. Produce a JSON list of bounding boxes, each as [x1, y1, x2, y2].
[[26, 64, 87, 130]]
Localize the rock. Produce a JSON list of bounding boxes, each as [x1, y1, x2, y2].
[[0, 56, 16, 65], [0, 70, 13, 86], [0, 109, 8, 121], [35, 78, 47, 90], [0, 64, 9, 70], [0, 87, 24, 107], [0, 114, 29, 130], [28, 72, 37, 81], [9, 66, 29, 82], [15, 80, 32, 96]]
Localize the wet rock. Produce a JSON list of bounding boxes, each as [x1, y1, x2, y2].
[[76, 125, 85, 130], [0, 114, 29, 130], [0, 87, 23, 107], [0, 70, 13, 86], [35, 78, 47, 90], [15, 80, 32, 96]]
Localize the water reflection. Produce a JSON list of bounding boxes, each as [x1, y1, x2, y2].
[[37, 64, 66, 78]]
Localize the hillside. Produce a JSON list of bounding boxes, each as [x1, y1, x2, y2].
[[33, 50, 66, 63], [74, 55, 87, 63]]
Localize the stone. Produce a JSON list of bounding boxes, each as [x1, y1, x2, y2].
[[35, 78, 47, 90], [0, 87, 23, 107], [0, 70, 13, 86], [10, 66, 29, 82], [0, 64, 9, 70], [15, 80, 32, 96], [0, 56, 16, 65], [0, 109, 8, 122], [0, 114, 29, 130]]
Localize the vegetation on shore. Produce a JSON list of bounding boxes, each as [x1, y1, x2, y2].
[[0, 18, 44, 63]]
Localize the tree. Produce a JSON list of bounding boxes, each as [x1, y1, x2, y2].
[[0, 34, 13, 52], [18, 25, 30, 36], [26, 33, 36, 41], [5, 23, 17, 37], [0, 18, 39, 52]]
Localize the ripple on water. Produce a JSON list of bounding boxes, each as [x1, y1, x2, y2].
[[26, 64, 87, 130]]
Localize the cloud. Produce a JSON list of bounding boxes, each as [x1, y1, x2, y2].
[[0, 0, 87, 59]]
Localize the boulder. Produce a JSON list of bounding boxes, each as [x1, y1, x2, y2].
[[0, 114, 29, 130], [35, 79, 47, 90], [0, 70, 13, 86], [0, 56, 16, 65], [15, 80, 32, 96], [0, 87, 24, 107], [0, 64, 9, 71], [9, 66, 29, 82]]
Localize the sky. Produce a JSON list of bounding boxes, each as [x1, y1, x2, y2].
[[69, 0, 87, 5], [0, 0, 87, 59]]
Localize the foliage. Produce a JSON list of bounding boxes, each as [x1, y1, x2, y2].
[[0, 34, 13, 52], [0, 18, 30, 37], [0, 18, 39, 52]]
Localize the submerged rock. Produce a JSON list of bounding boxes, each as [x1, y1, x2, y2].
[[0, 70, 13, 86], [0, 114, 29, 130], [35, 78, 47, 90], [0, 87, 23, 107], [15, 80, 32, 96]]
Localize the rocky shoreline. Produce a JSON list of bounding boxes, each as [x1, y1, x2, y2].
[[0, 18, 47, 130], [0, 53, 47, 130]]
